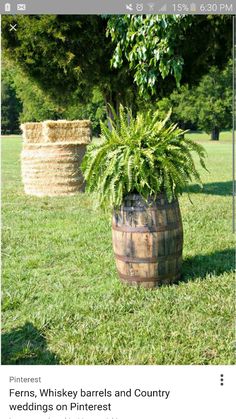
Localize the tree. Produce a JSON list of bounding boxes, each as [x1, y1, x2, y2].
[[11, 68, 64, 122], [191, 63, 232, 140], [107, 15, 232, 98], [1, 15, 137, 115], [63, 88, 107, 136], [1, 70, 22, 134], [2, 15, 232, 114], [157, 62, 232, 140], [4, 62, 106, 135]]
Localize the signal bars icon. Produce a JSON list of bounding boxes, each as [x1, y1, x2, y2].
[[124, 3, 171, 13], [159, 4, 167, 12], [147, 2, 155, 11]]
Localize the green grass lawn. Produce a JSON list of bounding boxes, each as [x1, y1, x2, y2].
[[188, 130, 232, 143], [1, 132, 235, 365]]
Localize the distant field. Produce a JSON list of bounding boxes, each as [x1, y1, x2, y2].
[[1, 133, 234, 365], [188, 130, 232, 143]]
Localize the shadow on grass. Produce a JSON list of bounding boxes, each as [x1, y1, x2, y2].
[[186, 181, 232, 196], [1, 322, 59, 365], [182, 247, 234, 283]]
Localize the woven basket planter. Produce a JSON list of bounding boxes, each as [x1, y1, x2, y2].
[[21, 120, 91, 197]]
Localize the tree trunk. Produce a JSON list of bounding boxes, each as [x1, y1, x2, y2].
[[211, 127, 220, 141]]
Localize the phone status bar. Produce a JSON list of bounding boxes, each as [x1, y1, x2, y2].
[[0, 1, 235, 15]]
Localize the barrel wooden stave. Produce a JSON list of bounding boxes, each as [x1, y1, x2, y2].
[[112, 194, 183, 288]]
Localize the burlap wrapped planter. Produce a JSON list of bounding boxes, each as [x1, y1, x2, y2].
[[21, 120, 91, 197]]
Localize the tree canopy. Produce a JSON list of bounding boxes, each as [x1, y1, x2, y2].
[[107, 14, 232, 98], [1, 69, 22, 134], [157, 61, 232, 140], [2, 15, 136, 111], [2, 14, 232, 107], [2, 62, 106, 135]]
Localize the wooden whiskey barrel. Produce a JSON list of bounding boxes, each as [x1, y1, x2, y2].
[[112, 194, 183, 288]]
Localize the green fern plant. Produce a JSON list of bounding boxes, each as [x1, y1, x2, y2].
[[82, 105, 207, 208]]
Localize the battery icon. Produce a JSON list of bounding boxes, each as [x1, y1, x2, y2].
[[190, 3, 196, 12]]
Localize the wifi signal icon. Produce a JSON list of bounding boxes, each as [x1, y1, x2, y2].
[[148, 2, 155, 11]]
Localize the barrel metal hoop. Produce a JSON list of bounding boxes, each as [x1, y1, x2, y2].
[[114, 252, 182, 263], [112, 223, 180, 233], [120, 203, 177, 212], [118, 271, 181, 282]]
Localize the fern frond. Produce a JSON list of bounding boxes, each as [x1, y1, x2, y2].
[[81, 105, 207, 208]]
